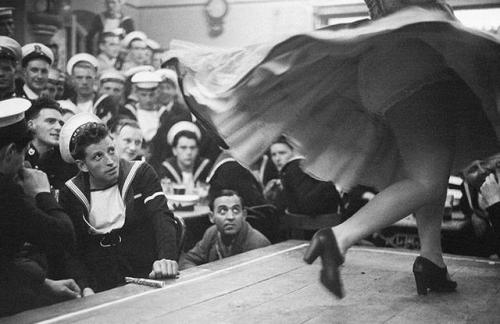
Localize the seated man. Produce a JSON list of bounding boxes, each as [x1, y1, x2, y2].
[[58, 113, 179, 294], [25, 97, 78, 191], [0, 98, 80, 316], [462, 155, 500, 257], [154, 121, 211, 194], [180, 189, 270, 269]]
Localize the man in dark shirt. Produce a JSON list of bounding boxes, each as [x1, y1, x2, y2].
[[0, 98, 80, 317], [25, 97, 78, 191]]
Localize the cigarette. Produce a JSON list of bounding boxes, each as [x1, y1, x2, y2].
[[125, 277, 166, 288]]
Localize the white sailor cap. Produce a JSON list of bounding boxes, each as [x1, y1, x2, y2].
[[0, 36, 21, 61], [155, 68, 178, 83], [123, 65, 154, 78], [0, 97, 31, 128], [59, 113, 103, 163], [145, 39, 160, 50], [99, 69, 125, 84], [167, 121, 201, 146], [131, 71, 161, 89], [0, 7, 14, 20], [21, 43, 54, 66], [66, 53, 99, 75], [122, 31, 147, 48]]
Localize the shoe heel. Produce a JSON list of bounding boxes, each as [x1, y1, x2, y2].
[[413, 271, 428, 295]]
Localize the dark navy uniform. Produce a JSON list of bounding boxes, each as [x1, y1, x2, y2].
[[25, 143, 79, 192]]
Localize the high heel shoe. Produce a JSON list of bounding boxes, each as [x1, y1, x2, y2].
[[303, 228, 345, 298], [412, 256, 457, 295]]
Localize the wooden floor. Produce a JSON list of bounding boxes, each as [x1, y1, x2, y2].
[[3, 241, 499, 324]]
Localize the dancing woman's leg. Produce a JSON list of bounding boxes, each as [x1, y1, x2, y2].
[[332, 83, 455, 256], [415, 194, 447, 267], [304, 82, 457, 297]]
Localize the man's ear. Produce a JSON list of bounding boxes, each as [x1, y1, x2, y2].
[[76, 159, 89, 173], [172, 147, 177, 157], [27, 119, 34, 129], [208, 211, 214, 224], [242, 208, 247, 219]]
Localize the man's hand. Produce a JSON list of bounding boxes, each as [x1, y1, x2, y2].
[[480, 173, 500, 207], [18, 168, 51, 198], [149, 259, 179, 279], [43, 278, 81, 300]]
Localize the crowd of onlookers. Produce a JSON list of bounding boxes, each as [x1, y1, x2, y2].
[[1, 0, 500, 318]]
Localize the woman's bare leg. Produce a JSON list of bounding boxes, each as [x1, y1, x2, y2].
[[415, 194, 447, 267], [332, 85, 455, 263]]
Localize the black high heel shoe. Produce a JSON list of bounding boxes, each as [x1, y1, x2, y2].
[[303, 228, 345, 298], [412, 256, 457, 295]]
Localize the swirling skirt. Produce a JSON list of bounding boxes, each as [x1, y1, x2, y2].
[[169, 6, 500, 190]]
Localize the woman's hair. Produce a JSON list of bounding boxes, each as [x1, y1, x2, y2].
[[70, 122, 109, 160]]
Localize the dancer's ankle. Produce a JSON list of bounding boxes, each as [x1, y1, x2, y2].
[[419, 251, 445, 268], [332, 227, 347, 256]]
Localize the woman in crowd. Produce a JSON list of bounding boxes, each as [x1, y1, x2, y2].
[[170, 0, 500, 298]]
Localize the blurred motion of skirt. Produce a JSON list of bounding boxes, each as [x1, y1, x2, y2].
[[169, 5, 500, 191]]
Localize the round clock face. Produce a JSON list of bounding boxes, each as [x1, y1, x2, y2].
[[206, 0, 228, 19]]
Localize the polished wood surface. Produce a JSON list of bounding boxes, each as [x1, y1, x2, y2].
[[3, 241, 499, 324]]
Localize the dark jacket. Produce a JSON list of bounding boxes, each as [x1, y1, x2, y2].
[[280, 158, 341, 215], [0, 173, 75, 316], [180, 221, 270, 269], [25, 144, 79, 191], [59, 160, 177, 292], [154, 156, 212, 186]]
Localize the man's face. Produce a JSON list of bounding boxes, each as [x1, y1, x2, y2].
[[99, 80, 124, 98], [114, 125, 143, 161], [99, 36, 120, 58], [0, 17, 14, 37], [106, 0, 122, 16], [24, 59, 50, 93], [78, 136, 119, 187], [40, 80, 58, 99], [210, 194, 246, 236], [270, 143, 294, 171], [156, 81, 177, 105], [56, 79, 65, 99], [0, 59, 15, 91], [173, 136, 198, 169], [152, 52, 163, 69], [464, 160, 491, 190], [129, 39, 147, 64], [72, 66, 96, 96], [29, 108, 63, 148], [136, 88, 156, 110]]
